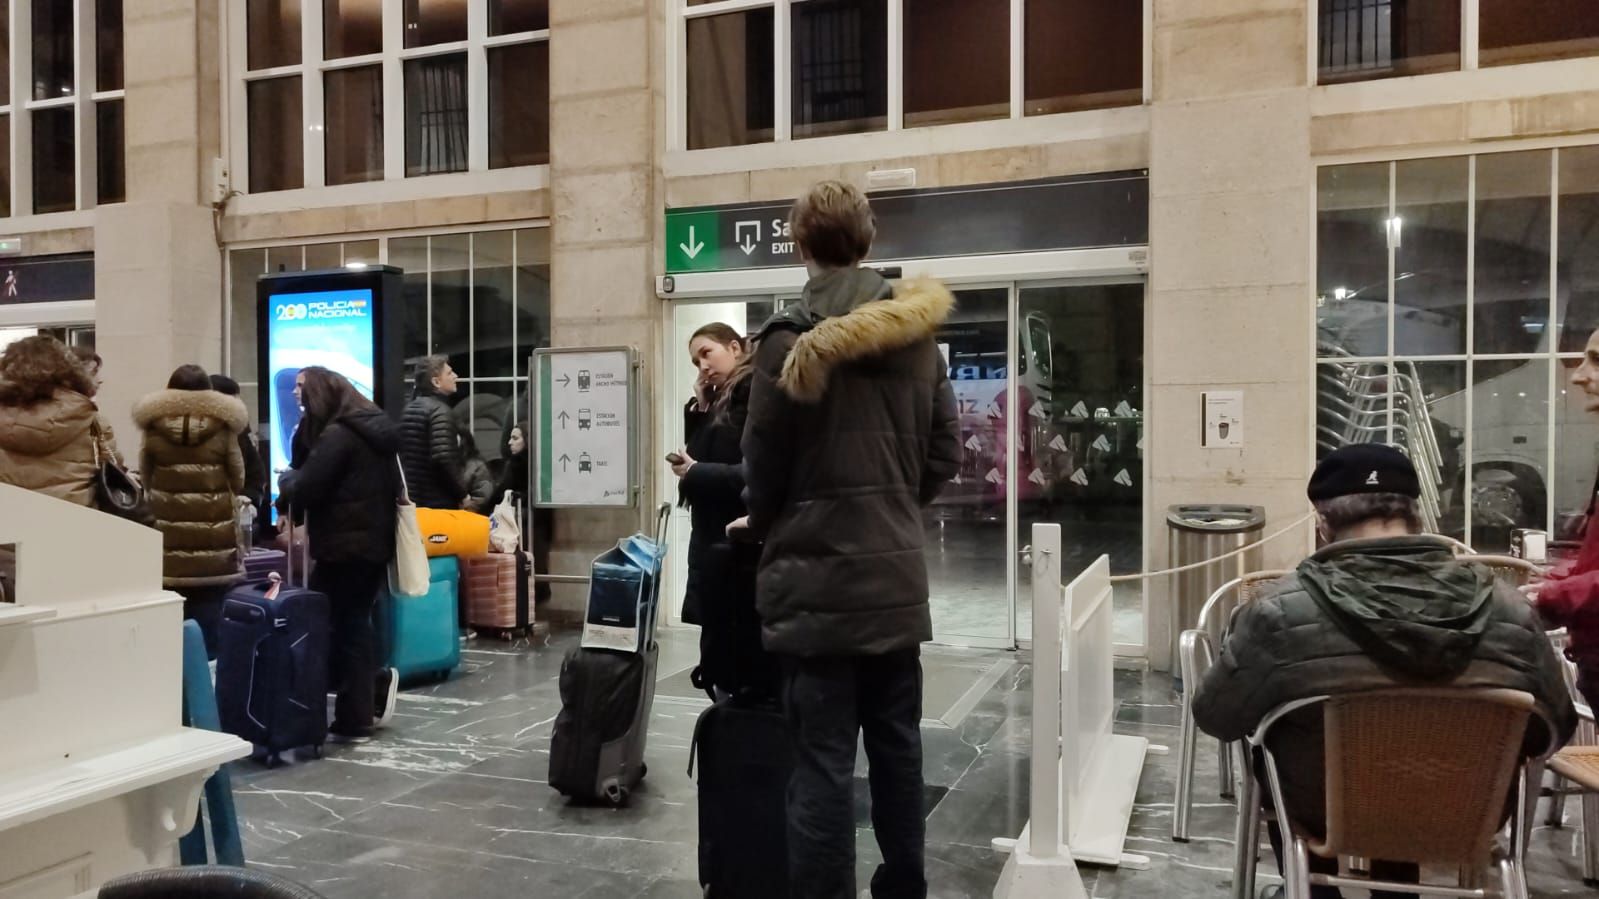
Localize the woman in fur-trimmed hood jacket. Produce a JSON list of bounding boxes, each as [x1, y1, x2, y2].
[[741, 269, 962, 657], [133, 382, 249, 588]]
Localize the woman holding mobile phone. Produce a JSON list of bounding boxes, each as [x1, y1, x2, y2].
[[672, 323, 775, 700]]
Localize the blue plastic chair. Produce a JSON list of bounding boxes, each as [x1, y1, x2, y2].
[[178, 619, 245, 866]]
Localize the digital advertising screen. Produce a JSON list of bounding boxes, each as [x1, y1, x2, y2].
[[264, 287, 377, 516]]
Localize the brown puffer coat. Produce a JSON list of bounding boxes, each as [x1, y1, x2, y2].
[[0, 386, 99, 506], [133, 388, 249, 588]]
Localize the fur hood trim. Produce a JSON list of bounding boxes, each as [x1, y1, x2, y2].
[[778, 279, 954, 403], [132, 389, 249, 432]]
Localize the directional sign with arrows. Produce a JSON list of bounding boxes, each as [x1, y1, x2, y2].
[[535, 347, 635, 508]]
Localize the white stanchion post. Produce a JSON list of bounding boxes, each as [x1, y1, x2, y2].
[[992, 523, 1090, 899]]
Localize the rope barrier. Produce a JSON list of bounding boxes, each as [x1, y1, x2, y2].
[[1104, 512, 1317, 584]]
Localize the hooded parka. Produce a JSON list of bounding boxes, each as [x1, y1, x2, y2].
[[741, 269, 962, 657], [1192, 535, 1577, 823], [133, 388, 249, 588], [0, 387, 99, 505]]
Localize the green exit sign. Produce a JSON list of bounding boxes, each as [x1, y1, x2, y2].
[[0, 237, 24, 256], [665, 210, 722, 273]]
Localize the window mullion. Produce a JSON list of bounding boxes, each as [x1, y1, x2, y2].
[[775, 0, 791, 142], [227, 0, 250, 193], [383, 0, 403, 180], [304, 1, 325, 189], [75, 0, 96, 209], [15, 0, 35, 216], [1463, 0, 1480, 71], [886, 0, 902, 131], [1010, 0, 1024, 119], [468, 0, 488, 172]]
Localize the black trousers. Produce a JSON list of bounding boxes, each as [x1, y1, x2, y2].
[[179, 584, 231, 661], [310, 560, 386, 736], [781, 649, 927, 899]]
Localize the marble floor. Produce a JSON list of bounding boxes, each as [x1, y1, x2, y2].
[[234, 627, 1597, 898]]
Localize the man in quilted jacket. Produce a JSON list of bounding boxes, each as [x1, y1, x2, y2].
[[1193, 443, 1574, 899], [399, 355, 466, 510]]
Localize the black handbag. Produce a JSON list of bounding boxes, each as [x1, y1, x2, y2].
[[91, 424, 153, 525]]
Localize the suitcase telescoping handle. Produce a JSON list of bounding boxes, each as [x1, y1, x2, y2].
[[653, 501, 670, 549], [270, 465, 311, 590]]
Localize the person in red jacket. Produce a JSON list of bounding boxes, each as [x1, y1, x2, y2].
[[1530, 327, 1599, 711]]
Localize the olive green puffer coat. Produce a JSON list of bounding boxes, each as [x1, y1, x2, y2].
[[133, 388, 249, 588]]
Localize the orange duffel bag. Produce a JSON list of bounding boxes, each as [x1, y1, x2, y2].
[[414, 508, 492, 557]]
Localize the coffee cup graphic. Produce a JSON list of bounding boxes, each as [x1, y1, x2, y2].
[[1219, 422, 1231, 439]]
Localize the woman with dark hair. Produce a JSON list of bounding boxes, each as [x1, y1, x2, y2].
[[459, 428, 495, 512], [278, 366, 401, 741], [134, 363, 248, 655], [671, 322, 774, 698], [210, 373, 269, 523], [0, 335, 101, 505], [484, 419, 553, 604]]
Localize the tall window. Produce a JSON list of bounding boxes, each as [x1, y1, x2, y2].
[[239, 0, 550, 193], [228, 228, 552, 468], [682, 0, 1144, 151], [1316, 147, 1599, 551], [0, 1, 125, 216], [1319, 0, 1599, 84]]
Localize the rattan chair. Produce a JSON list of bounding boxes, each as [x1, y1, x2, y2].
[[1238, 688, 1554, 899], [1173, 569, 1289, 842], [1540, 629, 1598, 884], [1465, 554, 1542, 590]]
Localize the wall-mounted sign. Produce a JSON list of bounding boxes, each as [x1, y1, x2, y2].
[[1202, 391, 1244, 448], [0, 253, 93, 305], [665, 171, 1149, 274], [534, 346, 637, 508]]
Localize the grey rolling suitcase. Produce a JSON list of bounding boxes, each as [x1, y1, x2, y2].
[[548, 505, 670, 806]]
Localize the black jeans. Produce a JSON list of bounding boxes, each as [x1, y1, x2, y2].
[[782, 650, 927, 899], [310, 560, 386, 736], [179, 584, 231, 661]]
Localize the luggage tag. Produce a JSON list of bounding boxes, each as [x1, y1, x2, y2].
[[264, 571, 283, 601]]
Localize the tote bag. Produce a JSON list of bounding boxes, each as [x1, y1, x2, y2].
[[390, 460, 430, 596]]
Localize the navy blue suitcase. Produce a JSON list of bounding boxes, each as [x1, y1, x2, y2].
[[216, 521, 330, 765]]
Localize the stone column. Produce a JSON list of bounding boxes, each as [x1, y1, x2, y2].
[[545, 0, 667, 611], [1146, 1, 1314, 669], [94, 0, 223, 444]]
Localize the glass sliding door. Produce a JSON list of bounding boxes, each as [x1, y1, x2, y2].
[[926, 286, 1016, 647], [662, 276, 1148, 656], [1013, 281, 1146, 651]]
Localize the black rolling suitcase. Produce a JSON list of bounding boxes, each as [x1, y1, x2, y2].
[[216, 515, 330, 766], [549, 505, 669, 806], [690, 696, 792, 896]]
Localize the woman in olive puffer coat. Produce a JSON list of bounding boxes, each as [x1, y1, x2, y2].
[[133, 364, 248, 655]]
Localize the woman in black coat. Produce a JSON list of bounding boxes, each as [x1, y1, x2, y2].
[[671, 323, 774, 698], [277, 366, 401, 742]]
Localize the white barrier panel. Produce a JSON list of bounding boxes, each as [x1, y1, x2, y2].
[[993, 525, 1149, 898], [0, 486, 250, 897]]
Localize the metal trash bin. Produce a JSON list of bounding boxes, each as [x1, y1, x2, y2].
[[1167, 504, 1266, 678]]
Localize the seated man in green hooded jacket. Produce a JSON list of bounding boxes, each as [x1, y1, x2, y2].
[[1193, 443, 1576, 899]]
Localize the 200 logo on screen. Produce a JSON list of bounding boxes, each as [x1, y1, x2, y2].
[[276, 302, 309, 322]]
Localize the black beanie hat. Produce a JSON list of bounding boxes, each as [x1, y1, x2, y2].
[[1307, 444, 1421, 502]]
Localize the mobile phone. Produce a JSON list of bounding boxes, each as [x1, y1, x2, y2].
[[665, 452, 685, 464]]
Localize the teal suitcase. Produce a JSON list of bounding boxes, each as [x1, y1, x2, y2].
[[381, 555, 462, 685]]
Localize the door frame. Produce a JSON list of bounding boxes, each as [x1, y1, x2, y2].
[[656, 247, 1150, 652]]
